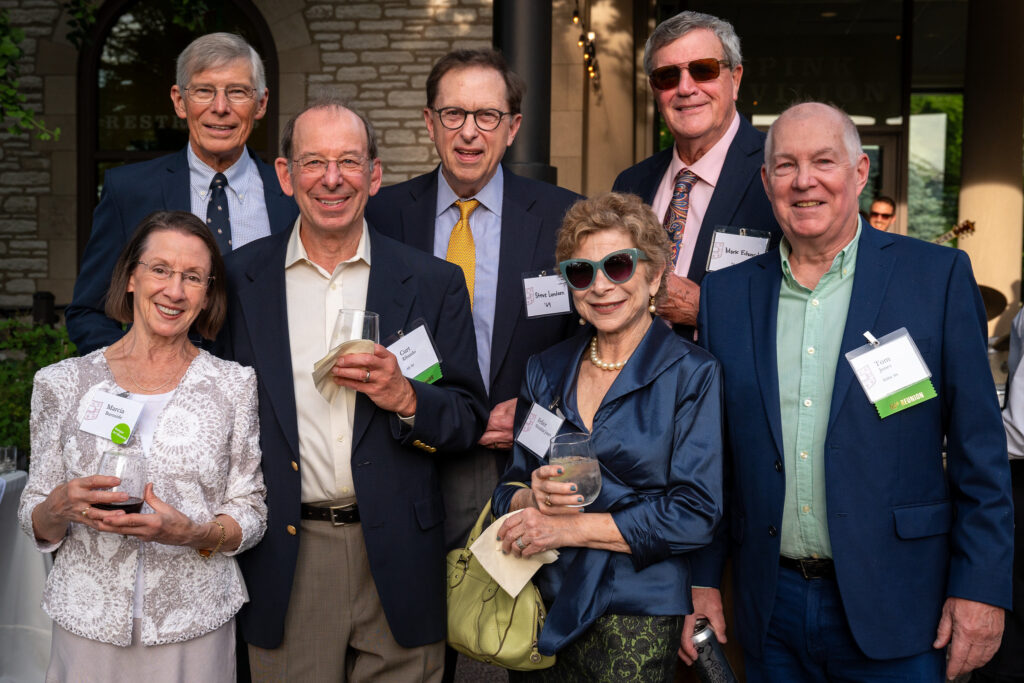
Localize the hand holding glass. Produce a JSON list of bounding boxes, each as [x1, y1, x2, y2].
[[549, 432, 601, 507], [93, 451, 145, 514], [330, 309, 379, 355]]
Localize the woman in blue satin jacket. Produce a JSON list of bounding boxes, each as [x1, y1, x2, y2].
[[494, 192, 724, 682]]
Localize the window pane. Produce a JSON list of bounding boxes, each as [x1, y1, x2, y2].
[[907, 94, 963, 242]]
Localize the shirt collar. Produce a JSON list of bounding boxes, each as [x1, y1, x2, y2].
[[435, 164, 504, 218], [285, 216, 372, 274], [667, 111, 741, 187], [780, 222, 862, 290], [187, 144, 256, 201]]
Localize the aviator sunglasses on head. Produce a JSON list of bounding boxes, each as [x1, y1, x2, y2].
[[649, 58, 729, 90], [559, 248, 649, 291]]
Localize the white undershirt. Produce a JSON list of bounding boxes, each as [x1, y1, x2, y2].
[[127, 389, 174, 619]]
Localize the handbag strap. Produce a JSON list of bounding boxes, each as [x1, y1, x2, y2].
[[464, 482, 529, 549]]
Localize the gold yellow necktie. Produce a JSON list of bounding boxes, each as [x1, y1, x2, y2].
[[446, 199, 480, 307]]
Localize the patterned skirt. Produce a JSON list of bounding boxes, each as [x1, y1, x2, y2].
[[509, 614, 683, 683]]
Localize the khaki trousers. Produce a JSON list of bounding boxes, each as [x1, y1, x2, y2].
[[249, 518, 444, 682]]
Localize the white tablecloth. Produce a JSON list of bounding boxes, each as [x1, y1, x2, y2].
[[0, 470, 51, 682]]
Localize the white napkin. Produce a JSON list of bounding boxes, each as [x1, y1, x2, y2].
[[470, 509, 559, 598], [312, 339, 376, 402]]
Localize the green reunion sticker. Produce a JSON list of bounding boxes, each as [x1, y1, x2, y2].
[[110, 423, 131, 444]]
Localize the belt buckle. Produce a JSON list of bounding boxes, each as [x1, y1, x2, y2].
[[329, 503, 356, 526], [798, 559, 814, 580]]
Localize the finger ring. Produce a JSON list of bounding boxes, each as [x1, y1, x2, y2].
[[81, 507, 89, 517], [363, 370, 371, 383], [544, 495, 551, 506], [516, 536, 526, 550]]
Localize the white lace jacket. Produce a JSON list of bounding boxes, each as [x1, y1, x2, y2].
[[18, 349, 267, 647]]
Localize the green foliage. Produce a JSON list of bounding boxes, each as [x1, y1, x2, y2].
[[63, 0, 99, 50], [907, 94, 963, 241], [0, 9, 61, 140], [0, 320, 77, 455], [170, 0, 211, 32]]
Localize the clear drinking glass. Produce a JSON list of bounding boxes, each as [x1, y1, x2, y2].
[[549, 432, 601, 507], [0, 445, 15, 474], [94, 451, 145, 513], [330, 309, 380, 354]]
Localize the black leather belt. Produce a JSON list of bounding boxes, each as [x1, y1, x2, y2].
[[780, 556, 835, 579], [301, 503, 360, 526]]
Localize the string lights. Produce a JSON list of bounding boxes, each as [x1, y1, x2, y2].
[[571, 1, 599, 84]]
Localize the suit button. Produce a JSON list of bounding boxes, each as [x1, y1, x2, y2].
[[774, 460, 783, 472], [413, 439, 422, 447], [768, 525, 777, 537], [428, 446, 437, 453], [286, 525, 297, 536], [291, 460, 299, 471]]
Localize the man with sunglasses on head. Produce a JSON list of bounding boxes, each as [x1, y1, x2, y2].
[[367, 49, 580, 552], [67, 32, 298, 355], [613, 11, 780, 336], [868, 196, 897, 231]]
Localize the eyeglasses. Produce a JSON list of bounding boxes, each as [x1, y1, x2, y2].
[[292, 155, 370, 177], [649, 58, 730, 90], [559, 248, 649, 291], [869, 211, 894, 219], [432, 107, 510, 131], [137, 261, 212, 289], [184, 85, 257, 104]]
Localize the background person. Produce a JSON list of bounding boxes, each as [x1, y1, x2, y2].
[[67, 32, 297, 355], [493, 192, 723, 681], [868, 195, 896, 231], [19, 210, 267, 682]]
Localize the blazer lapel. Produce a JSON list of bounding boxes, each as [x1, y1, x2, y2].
[[828, 226, 897, 433], [638, 149, 673, 204], [237, 236, 301, 460], [253, 150, 295, 234], [750, 260, 785, 458], [491, 175, 544, 391], [398, 171, 439, 253], [352, 234, 416, 451], [164, 148, 192, 212]]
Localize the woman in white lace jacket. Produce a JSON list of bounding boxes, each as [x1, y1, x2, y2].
[[18, 211, 266, 681]]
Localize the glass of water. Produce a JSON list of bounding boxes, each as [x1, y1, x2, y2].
[[549, 432, 601, 507]]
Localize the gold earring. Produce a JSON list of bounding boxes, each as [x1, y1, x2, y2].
[[648, 296, 656, 313]]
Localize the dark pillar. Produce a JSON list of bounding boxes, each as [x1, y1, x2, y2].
[[493, 0, 557, 184]]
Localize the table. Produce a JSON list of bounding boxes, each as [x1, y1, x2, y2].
[[0, 470, 52, 682]]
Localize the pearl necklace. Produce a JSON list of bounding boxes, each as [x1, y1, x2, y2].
[[589, 336, 625, 371]]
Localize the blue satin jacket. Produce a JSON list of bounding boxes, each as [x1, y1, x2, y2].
[[493, 320, 724, 654]]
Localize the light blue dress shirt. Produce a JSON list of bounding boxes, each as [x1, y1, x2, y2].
[[187, 144, 271, 250], [433, 167, 502, 393]]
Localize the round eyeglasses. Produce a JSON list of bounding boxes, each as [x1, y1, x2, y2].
[[558, 248, 649, 291], [432, 107, 510, 131]]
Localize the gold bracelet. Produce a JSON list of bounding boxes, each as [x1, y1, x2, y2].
[[197, 520, 226, 558]]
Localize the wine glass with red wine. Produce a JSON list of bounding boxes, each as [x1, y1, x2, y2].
[[94, 451, 145, 514]]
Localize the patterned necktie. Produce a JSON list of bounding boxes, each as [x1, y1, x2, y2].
[[207, 172, 232, 254], [663, 169, 698, 265], [446, 199, 480, 307]]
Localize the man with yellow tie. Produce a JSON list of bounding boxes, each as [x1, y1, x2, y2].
[[367, 49, 581, 559]]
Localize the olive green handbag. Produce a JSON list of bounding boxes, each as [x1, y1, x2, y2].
[[445, 496, 556, 671]]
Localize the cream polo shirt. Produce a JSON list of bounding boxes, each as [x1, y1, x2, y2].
[[285, 217, 371, 504], [651, 111, 741, 278]]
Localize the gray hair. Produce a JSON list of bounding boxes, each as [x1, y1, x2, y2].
[[279, 94, 379, 167], [643, 11, 742, 76], [176, 33, 266, 94], [764, 102, 864, 166]]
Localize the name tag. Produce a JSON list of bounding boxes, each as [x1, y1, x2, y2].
[[706, 227, 771, 272], [79, 390, 144, 444], [845, 328, 936, 418], [386, 324, 442, 384], [515, 402, 565, 460], [523, 272, 571, 318]]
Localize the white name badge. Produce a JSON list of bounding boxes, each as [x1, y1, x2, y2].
[[845, 328, 936, 418], [79, 390, 144, 445], [385, 324, 443, 384], [706, 228, 771, 272], [523, 273, 571, 318], [515, 402, 565, 461]]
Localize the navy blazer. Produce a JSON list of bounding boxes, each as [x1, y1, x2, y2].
[[493, 320, 724, 654], [695, 224, 1014, 660], [66, 147, 298, 355], [612, 114, 781, 286], [215, 227, 488, 649], [366, 166, 581, 548]]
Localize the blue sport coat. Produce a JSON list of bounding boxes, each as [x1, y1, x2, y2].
[[694, 223, 1014, 660], [611, 114, 781, 287], [214, 227, 488, 649], [67, 147, 298, 355], [366, 166, 581, 549]]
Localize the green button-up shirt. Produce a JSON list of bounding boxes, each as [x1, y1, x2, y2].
[[776, 226, 860, 559]]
